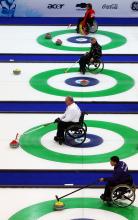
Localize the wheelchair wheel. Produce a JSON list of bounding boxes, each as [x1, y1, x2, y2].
[[87, 59, 104, 74], [83, 122, 87, 132], [111, 184, 136, 208], [65, 124, 86, 147], [89, 20, 98, 33]]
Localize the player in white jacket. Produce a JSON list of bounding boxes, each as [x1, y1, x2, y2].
[[54, 96, 81, 145]]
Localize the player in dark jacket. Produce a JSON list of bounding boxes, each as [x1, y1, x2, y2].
[[99, 156, 133, 201], [79, 38, 102, 74]]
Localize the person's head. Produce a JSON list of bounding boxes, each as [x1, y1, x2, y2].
[[91, 38, 97, 45], [110, 156, 120, 166], [65, 96, 74, 106], [87, 3, 92, 10]]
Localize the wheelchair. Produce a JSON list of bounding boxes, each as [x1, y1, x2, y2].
[[79, 18, 98, 35], [87, 18, 98, 34], [111, 184, 136, 208], [86, 58, 104, 73], [64, 112, 87, 147]]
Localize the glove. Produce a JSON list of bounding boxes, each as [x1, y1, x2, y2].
[[54, 118, 61, 123], [99, 178, 105, 182], [90, 57, 94, 63]]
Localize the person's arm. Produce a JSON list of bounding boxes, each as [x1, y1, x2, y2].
[[84, 9, 95, 22], [93, 46, 102, 59], [96, 46, 102, 57], [60, 113, 66, 120], [54, 108, 67, 123], [106, 166, 124, 184], [88, 45, 93, 56], [62, 109, 75, 122], [83, 9, 95, 25], [106, 171, 122, 184], [91, 9, 95, 17], [82, 10, 89, 25], [99, 168, 123, 183]]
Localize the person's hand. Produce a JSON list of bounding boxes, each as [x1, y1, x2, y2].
[[99, 178, 104, 182], [90, 58, 94, 63], [54, 118, 61, 123]]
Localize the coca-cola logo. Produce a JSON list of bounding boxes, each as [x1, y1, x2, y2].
[[102, 4, 118, 10]]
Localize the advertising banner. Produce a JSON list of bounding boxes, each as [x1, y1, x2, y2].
[[0, 0, 138, 17]]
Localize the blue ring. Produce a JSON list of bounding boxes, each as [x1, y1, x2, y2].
[[67, 36, 91, 44], [66, 134, 103, 148], [65, 77, 99, 87]]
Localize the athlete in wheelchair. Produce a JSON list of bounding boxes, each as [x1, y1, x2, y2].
[[79, 38, 102, 74], [54, 96, 87, 146], [76, 3, 98, 35], [99, 156, 135, 207]]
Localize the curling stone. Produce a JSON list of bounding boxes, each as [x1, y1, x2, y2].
[[45, 33, 52, 39], [80, 79, 89, 86], [10, 140, 19, 148], [13, 68, 21, 75], [54, 200, 65, 211], [56, 39, 62, 45], [10, 133, 19, 148]]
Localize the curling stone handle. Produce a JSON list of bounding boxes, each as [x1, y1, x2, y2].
[[15, 133, 19, 140], [55, 195, 59, 201]]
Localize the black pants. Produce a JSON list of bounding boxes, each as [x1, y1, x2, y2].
[[79, 54, 91, 73], [103, 182, 116, 199], [56, 121, 75, 139], [87, 18, 94, 26], [76, 17, 94, 33], [103, 177, 133, 199]]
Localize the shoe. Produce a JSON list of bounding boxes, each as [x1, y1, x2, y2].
[[100, 194, 105, 201], [106, 197, 111, 202], [100, 194, 111, 202], [58, 138, 65, 145], [82, 69, 86, 75], [59, 139, 63, 145], [54, 136, 59, 142]]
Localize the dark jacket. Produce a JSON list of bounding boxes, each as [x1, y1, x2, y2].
[[89, 42, 102, 60], [105, 161, 132, 185]]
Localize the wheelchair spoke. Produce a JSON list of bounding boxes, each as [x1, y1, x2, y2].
[[123, 195, 133, 202], [113, 198, 118, 202]]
